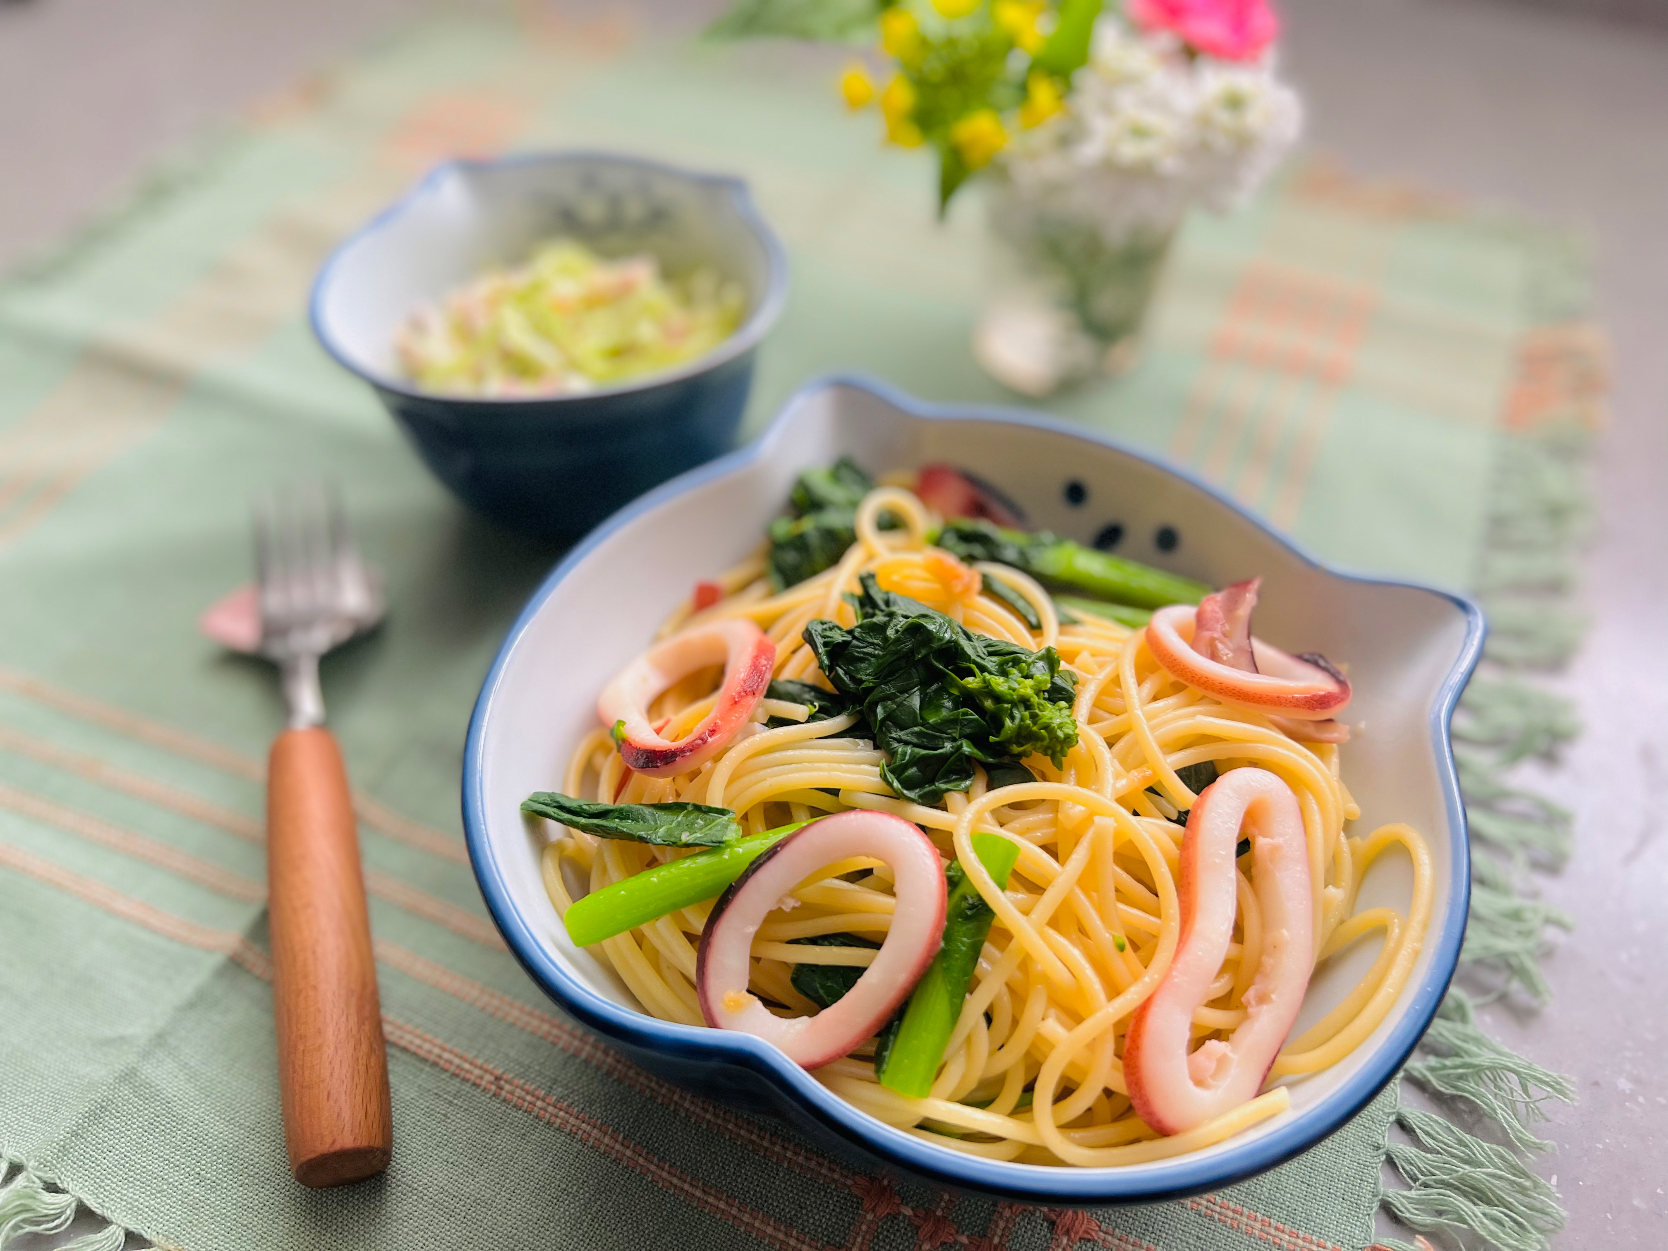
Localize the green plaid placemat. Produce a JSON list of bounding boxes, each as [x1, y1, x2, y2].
[[0, 13, 1596, 1251]]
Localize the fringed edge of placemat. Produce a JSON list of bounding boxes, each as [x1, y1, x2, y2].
[[0, 1157, 128, 1251], [1369, 232, 1605, 1251]]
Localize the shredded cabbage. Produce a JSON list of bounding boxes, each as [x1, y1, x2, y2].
[[396, 239, 745, 397]]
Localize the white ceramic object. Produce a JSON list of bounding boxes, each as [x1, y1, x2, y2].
[[463, 376, 1480, 1204]]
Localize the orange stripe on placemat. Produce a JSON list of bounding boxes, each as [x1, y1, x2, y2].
[[0, 779, 263, 903], [1187, 1194, 1346, 1251], [0, 721, 264, 840], [0, 666, 467, 863], [0, 838, 269, 978], [351, 793, 468, 864], [1198, 265, 1304, 485], [382, 1017, 840, 1251], [1499, 323, 1610, 433], [0, 713, 499, 948], [1169, 266, 1280, 467], [373, 940, 858, 1188], [1044, 1209, 1159, 1251], [0, 844, 834, 1251], [362, 869, 504, 949], [1265, 277, 1378, 532], [0, 667, 263, 779], [2, 840, 1223, 1251]]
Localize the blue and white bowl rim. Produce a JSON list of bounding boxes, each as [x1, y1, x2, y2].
[[462, 374, 1481, 1203], [308, 150, 790, 405]]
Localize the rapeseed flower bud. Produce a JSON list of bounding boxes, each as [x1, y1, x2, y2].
[[880, 8, 923, 66], [1019, 70, 1063, 128], [840, 63, 875, 109], [949, 108, 1008, 169], [992, 0, 1046, 54]]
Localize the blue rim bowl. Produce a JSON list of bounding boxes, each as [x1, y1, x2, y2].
[[310, 151, 788, 537], [462, 376, 1480, 1204]]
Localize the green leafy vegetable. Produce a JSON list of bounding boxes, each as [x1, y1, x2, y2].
[[705, 0, 885, 43], [1053, 596, 1152, 630], [788, 932, 905, 1068], [981, 760, 1036, 791], [767, 457, 876, 590], [1145, 760, 1220, 826], [561, 821, 806, 947], [521, 794, 740, 847], [981, 573, 1042, 630], [936, 518, 1209, 610], [879, 831, 1022, 1097], [788, 932, 880, 1008], [791, 458, 874, 514], [764, 678, 864, 729], [805, 574, 1078, 805], [1175, 760, 1220, 796]]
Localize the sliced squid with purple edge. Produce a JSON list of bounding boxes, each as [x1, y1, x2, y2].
[[1124, 767, 1314, 1135], [697, 810, 947, 1069], [1146, 577, 1352, 740], [597, 618, 776, 778]]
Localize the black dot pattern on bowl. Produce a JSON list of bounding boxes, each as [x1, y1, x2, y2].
[[1094, 523, 1124, 551], [1064, 480, 1088, 507], [1155, 525, 1179, 553]]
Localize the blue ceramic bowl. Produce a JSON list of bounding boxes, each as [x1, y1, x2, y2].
[[463, 377, 1481, 1204], [310, 153, 787, 536]]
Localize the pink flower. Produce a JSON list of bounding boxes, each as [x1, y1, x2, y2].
[[1126, 0, 1279, 62]]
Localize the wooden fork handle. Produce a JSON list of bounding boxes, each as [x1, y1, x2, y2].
[[267, 726, 392, 1187]]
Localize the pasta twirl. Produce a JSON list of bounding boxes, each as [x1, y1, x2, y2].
[[534, 476, 1431, 1166]]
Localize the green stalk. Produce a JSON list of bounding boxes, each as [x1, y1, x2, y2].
[[934, 518, 1208, 610], [1053, 596, 1153, 629], [877, 831, 1022, 1098], [561, 821, 807, 947], [1034, 0, 1103, 79], [1024, 540, 1207, 610]]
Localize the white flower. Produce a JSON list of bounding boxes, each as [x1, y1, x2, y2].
[[1090, 104, 1187, 172], [1195, 66, 1277, 148], [997, 13, 1302, 234], [1089, 20, 1162, 86]]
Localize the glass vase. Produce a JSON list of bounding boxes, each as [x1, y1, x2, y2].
[[975, 172, 1179, 396]]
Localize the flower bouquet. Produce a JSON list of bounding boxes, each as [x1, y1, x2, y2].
[[711, 0, 1301, 393]]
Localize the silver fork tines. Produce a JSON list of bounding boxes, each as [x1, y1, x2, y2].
[[254, 484, 384, 729]]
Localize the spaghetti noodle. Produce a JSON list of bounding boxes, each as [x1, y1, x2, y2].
[[533, 474, 1432, 1167]]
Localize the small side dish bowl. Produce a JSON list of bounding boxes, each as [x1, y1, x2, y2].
[[311, 152, 787, 536], [463, 377, 1481, 1204]]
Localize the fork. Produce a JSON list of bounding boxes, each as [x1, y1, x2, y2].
[[255, 486, 392, 1188]]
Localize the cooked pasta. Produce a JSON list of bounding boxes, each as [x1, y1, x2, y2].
[[533, 472, 1431, 1167]]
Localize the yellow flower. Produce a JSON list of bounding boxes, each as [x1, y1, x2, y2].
[[880, 8, 923, 66], [1019, 71, 1063, 128], [949, 108, 1008, 170], [932, 0, 981, 18], [886, 117, 925, 147], [879, 74, 922, 145], [992, 0, 1046, 53], [840, 63, 875, 109], [879, 74, 915, 125]]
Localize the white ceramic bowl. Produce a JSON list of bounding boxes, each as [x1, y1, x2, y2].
[[463, 377, 1480, 1204]]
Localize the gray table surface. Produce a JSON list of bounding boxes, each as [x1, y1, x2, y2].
[[3, 0, 1665, 1246]]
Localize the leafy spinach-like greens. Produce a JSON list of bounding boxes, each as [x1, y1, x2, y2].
[[763, 678, 865, 729], [980, 573, 1042, 630], [788, 931, 905, 1068], [520, 794, 740, 847], [805, 573, 1078, 805], [787, 931, 879, 1008], [766, 458, 876, 591]]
